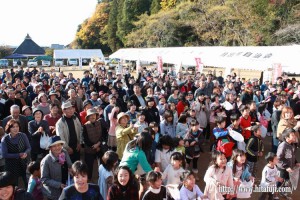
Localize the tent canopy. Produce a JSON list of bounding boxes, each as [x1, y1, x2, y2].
[[4, 53, 27, 59], [109, 46, 300, 72], [54, 49, 104, 60]]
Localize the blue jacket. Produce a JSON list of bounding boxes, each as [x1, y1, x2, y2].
[[227, 160, 251, 181]]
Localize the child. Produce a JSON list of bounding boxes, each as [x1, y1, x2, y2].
[[98, 151, 119, 200], [204, 151, 234, 200], [160, 110, 176, 138], [162, 152, 185, 185], [184, 120, 204, 178], [246, 125, 264, 177], [108, 106, 120, 151], [227, 149, 254, 200], [149, 122, 161, 166], [213, 116, 235, 159], [27, 161, 43, 200], [259, 152, 283, 200], [107, 166, 139, 200], [135, 110, 149, 133], [155, 135, 176, 172], [174, 137, 185, 155], [142, 171, 172, 200], [228, 114, 243, 150], [276, 128, 299, 198], [179, 171, 207, 200], [239, 105, 252, 143], [169, 102, 179, 126], [157, 95, 168, 122], [176, 113, 189, 138], [186, 109, 197, 127], [193, 93, 209, 132], [126, 100, 138, 124]]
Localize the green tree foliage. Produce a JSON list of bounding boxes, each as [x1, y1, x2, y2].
[[74, 0, 299, 52], [117, 0, 151, 44], [72, 3, 111, 54], [45, 48, 54, 57], [150, 0, 161, 14], [0, 45, 12, 59], [107, 0, 123, 52]]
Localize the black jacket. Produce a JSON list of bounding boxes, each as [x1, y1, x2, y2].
[[246, 135, 264, 162]]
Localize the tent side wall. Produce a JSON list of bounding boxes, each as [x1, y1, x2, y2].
[[53, 50, 104, 60]]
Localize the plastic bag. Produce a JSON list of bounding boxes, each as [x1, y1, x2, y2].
[[237, 141, 246, 152], [237, 180, 254, 199], [40, 132, 50, 149]]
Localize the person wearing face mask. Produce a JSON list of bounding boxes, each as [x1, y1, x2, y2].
[[59, 161, 104, 200], [107, 166, 139, 200]]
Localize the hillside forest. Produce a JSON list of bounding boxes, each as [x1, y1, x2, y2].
[[71, 0, 300, 55]]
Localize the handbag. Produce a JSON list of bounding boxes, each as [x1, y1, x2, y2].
[[40, 132, 51, 149]]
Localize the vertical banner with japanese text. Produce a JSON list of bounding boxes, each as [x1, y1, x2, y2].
[[272, 63, 282, 84], [157, 56, 163, 74], [195, 57, 203, 73]]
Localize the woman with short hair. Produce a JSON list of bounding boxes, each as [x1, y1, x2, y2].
[[1, 119, 31, 187], [59, 161, 104, 200]]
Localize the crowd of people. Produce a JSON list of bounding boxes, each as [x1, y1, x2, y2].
[[0, 64, 299, 200]]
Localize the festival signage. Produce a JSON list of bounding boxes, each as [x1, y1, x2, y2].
[[272, 63, 282, 84], [157, 56, 163, 74], [195, 57, 203, 73]]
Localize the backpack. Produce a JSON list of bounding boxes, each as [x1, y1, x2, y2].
[[216, 136, 235, 158]]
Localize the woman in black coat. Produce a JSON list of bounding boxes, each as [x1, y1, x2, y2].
[[28, 109, 50, 161]]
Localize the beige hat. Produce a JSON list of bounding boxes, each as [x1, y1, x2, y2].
[[117, 112, 130, 124], [62, 101, 73, 110], [38, 93, 47, 103], [85, 108, 99, 120]]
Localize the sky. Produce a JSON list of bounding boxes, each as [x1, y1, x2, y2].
[[0, 0, 97, 47]]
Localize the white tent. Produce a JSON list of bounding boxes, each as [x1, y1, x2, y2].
[[54, 49, 104, 61], [109, 46, 300, 72]]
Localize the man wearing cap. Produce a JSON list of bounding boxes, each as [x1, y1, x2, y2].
[[56, 101, 82, 162], [90, 92, 101, 107], [82, 108, 104, 179]]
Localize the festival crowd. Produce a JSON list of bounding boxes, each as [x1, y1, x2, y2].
[[0, 64, 299, 200]]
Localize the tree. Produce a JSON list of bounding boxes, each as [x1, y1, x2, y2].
[[107, 0, 123, 51], [72, 3, 112, 54], [150, 0, 161, 14], [0, 45, 12, 59], [45, 48, 54, 57], [116, 0, 152, 44]]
